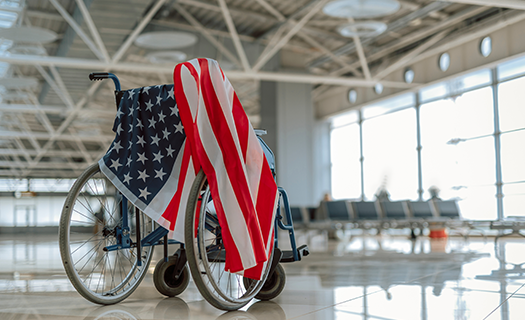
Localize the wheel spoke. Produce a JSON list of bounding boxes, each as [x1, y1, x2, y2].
[[60, 164, 155, 304]]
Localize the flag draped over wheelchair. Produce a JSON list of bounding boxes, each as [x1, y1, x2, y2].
[[99, 58, 278, 279]]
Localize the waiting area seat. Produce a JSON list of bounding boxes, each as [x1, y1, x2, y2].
[[286, 199, 513, 240]]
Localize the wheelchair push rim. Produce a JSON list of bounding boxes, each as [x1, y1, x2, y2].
[[59, 163, 155, 305], [184, 170, 274, 311]]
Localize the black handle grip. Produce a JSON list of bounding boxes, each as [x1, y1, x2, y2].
[[89, 72, 110, 81]]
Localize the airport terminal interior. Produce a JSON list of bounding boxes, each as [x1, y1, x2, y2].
[[1, 0, 525, 319]]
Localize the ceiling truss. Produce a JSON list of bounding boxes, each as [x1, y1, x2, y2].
[[0, 0, 517, 178]]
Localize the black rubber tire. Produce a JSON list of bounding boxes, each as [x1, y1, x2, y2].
[[59, 163, 154, 305], [184, 170, 274, 311], [153, 256, 190, 297], [244, 263, 286, 301]]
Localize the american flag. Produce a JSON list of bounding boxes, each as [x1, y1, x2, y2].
[[174, 58, 279, 279], [99, 84, 194, 241]]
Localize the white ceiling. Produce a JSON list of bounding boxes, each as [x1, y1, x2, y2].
[[0, 0, 521, 178]]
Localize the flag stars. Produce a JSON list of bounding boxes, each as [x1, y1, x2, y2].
[[174, 122, 184, 134], [137, 152, 148, 164], [166, 145, 175, 157], [143, 86, 150, 95], [112, 141, 123, 153], [156, 94, 162, 105], [116, 123, 123, 135], [116, 108, 124, 118], [162, 127, 171, 140], [167, 87, 174, 100], [136, 119, 144, 129], [153, 150, 164, 163], [128, 106, 135, 117], [158, 111, 166, 123], [155, 168, 167, 181], [123, 172, 132, 184], [151, 134, 161, 146], [145, 100, 153, 112], [110, 158, 122, 171], [128, 90, 135, 100], [169, 105, 178, 117], [126, 156, 132, 167], [137, 135, 146, 147], [148, 117, 157, 129], [139, 187, 151, 200], [138, 169, 149, 182]]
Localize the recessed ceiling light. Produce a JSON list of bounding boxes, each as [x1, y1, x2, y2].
[[439, 52, 450, 72], [0, 26, 57, 44], [146, 51, 187, 64], [323, 0, 400, 18], [480, 36, 492, 57], [135, 31, 198, 49], [337, 21, 387, 38]]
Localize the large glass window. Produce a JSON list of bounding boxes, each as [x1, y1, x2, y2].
[[331, 122, 361, 200], [420, 87, 496, 220], [362, 108, 417, 200], [329, 55, 525, 220]]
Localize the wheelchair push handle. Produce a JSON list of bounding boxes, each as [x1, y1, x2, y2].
[[88, 72, 121, 91]]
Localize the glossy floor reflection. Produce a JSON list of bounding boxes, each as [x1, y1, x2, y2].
[[0, 231, 524, 320]]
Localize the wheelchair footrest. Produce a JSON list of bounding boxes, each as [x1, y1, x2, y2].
[[280, 244, 309, 263]]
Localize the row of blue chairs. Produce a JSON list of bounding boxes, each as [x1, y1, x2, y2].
[[290, 200, 469, 236]]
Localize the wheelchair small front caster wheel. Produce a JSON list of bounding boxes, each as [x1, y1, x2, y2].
[[153, 256, 190, 297], [244, 263, 286, 301]]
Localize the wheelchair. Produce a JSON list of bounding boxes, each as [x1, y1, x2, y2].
[[58, 72, 309, 311]]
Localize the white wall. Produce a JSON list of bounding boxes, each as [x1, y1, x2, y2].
[[276, 82, 330, 207]]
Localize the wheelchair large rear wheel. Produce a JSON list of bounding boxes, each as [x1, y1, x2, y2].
[[59, 163, 155, 305], [184, 170, 274, 311]]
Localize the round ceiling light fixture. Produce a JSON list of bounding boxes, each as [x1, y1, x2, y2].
[[374, 83, 384, 94], [404, 68, 415, 84], [338, 21, 387, 38], [135, 31, 198, 49], [0, 26, 58, 44], [146, 51, 187, 64], [439, 52, 450, 72], [348, 89, 357, 103], [480, 36, 492, 57], [323, 0, 400, 18]]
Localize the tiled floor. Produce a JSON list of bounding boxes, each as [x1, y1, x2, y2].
[[0, 231, 524, 320]]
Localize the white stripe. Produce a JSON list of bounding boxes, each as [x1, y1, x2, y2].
[[194, 89, 258, 270], [172, 155, 195, 242], [207, 61, 249, 184], [245, 130, 264, 204], [180, 65, 199, 120]]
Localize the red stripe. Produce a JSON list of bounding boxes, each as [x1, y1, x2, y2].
[[231, 93, 249, 163], [174, 62, 201, 173], [192, 122, 244, 272], [161, 142, 192, 231], [198, 59, 267, 264], [244, 159, 277, 280], [175, 60, 244, 272]]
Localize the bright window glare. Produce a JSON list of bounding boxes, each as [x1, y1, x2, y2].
[[498, 55, 525, 80], [330, 123, 361, 200], [362, 93, 415, 119], [0, 178, 76, 192], [362, 108, 417, 200], [330, 56, 525, 219], [331, 110, 358, 128]]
